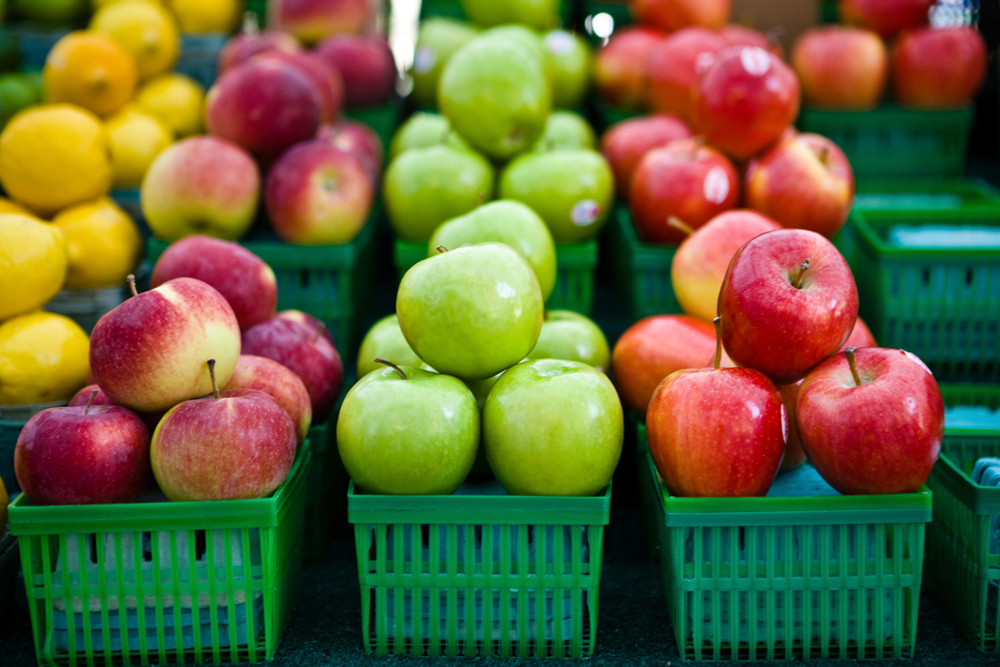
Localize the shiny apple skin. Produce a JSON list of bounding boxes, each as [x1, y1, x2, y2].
[[777, 380, 806, 470]]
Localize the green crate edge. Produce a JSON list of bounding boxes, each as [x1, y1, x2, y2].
[[607, 205, 681, 320]]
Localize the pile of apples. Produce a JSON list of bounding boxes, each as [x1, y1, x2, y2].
[[13, 237, 344, 506]]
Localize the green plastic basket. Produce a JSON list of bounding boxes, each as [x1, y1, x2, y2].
[[11, 23, 70, 72], [797, 104, 975, 183], [8, 444, 311, 667], [343, 98, 402, 158], [175, 33, 228, 90], [606, 205, 680, 321], [588, 94, 640, 133], [0, 529, 22, 615], [849, 179, 1000, 383], [245, 0, 267, 25], [640, 430, 932, 661], [926, 384, 1000, 652], [348, 480, 611, 658]]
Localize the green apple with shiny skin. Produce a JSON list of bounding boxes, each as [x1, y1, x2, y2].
[[411, 17, 480, 108], [384, 144, 494, 241], [479, 25, 554, 85], [397, 243, 543, 380], [460, 0, 562, 30], [337, 364, 479, 494], [438, 37, 550, 160], [388, 112, 472, 161], [357, 315, 422, 378], [530, 110, 596, 152], [543, 30, 592, 108], [429, 200, 556, 301], [484, 359, 623, 496], [527, 310, 610, 372], [499, 149, 614, 242]]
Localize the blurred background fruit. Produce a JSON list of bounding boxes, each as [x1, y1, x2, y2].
[[0, 72, 42, 129], [50, 198, 142, 289], [43, 31, 138, 118], [0, 213, 67, 321], [134, 73, 205, 137], [90, 0, 180, 81], [104, 104, 174, 187], [12, 0, 88, 26], [164, 0, 243, 33], [0, 311, 90, 405]]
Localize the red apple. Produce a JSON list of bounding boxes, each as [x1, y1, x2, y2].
[[242, 316, 344, 422], [611, 314, 717, 414], [671, 209, 781, 322], [646, 319, 786, 497], [892, 26, 987, 109], [777, 381, 806, 470], [839, 0, 933, 39], [224, 354, 313, 443], [841, 316, 877, 350], [276, 309, 335, 345], [792, 26, 888, 110], [270, 0, 371, 45], [593, 27, 667, 110], [719, 24, 784, 60], [744, 133, 855, 239], [69, 385, 165, 433], [218, 28, 301, 74], [600, 114, 693, 198], [630, 138, 740, 244], [797, 347, 943, 494], [646, 27, 728, 123], [718, 228, 858, 384], [206, 59, 322, 162], [14, 397, 151, 505], [316, 120, 383, 186], [316, 35, 396, 109], [253, 50, 345, 124], [692, 46, 800, 161], [632, 0, 731, 32]]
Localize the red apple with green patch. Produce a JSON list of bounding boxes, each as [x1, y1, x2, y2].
[[600, 114, 693, 199], [270, 0, 371, 45], [224, 354, 313, 443]]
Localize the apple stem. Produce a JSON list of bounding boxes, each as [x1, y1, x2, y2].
[[476, 191, 485, 207], [712, 317, 722, 370], [766, 26, 784, 48], [844, 347, 862, 387], [791, 259, 811, 289], [241, 11, 259, 36], [667, 216, 695, 238], [374, 358, 408, 380], [817, 145, 830, 167], [312, 321, 327, 344], [207, 359, 221, 399], [126, 274, 138, 297], [84, 388, 98, 415], [690, 136, 706, 158], [436, 245, 448, 253]]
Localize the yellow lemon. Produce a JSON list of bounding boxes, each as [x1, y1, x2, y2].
[[0, 105, 113, 217], [91, 0, 180, 81], [135, 73, 204, 137], [105, 105, 174, 188], [43, 31, 138, 118], [50, 198, 143, 289], [164, 0, 242, 33], [0, 213, 68, 321], [0, 197, 29, 215], [0, 311, 90, 405]]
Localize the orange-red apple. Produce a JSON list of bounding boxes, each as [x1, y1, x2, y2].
[[793, 26, 887, 110]]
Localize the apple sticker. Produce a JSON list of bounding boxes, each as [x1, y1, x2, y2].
[[414, 46, 436, 74], [740, 46, 771, 77], [703, 166, 731, 205], [571, 199, 600, 226], [545, 31, 575, 56]]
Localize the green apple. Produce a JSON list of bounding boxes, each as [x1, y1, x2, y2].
[[499, 149, 614, 243], [527, 310, 610, 372], [357, 315, 422, 378], [429, 199, 556, 301], [411, 17, 480, 109], [484, 359, 623, 496], [384, 144, 494, 242], [438, 36, 550, 160], [465, 371, 502, 478], [543, 30, 592, 109], [529, 110, 596, 152], [478, 24, 553, 86], [460, 0, 562, 30], [397, 243, 543, 380], [337, 364, 479, 495], [388, 112, 472, 161]]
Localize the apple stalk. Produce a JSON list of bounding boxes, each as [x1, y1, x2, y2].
[[84, 388, 98, 415], [667, 216, 695, 237], [791, 259, 810, 289], [207, 358, 221, 399], [126, 274, 138, 297], [843, 346, 863, 386], [712, 317, 722, 370], [374, 357, 408, 380]]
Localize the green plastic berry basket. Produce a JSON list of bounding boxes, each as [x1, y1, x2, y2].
[[11, 23, 70, 72], [348, 480, 611, 658], [0, 528, 23, 615], [797, 104, 975, 184], [639, 429, 932, 661], [7, 443, 311, 667], [175, 33, 228, 91], [849, 178, 1000, 383], [925, 383, 1000, 652], [606, 205, 681, 321], [245, 0, 268, 26], [109, 189, 150, 240], [344, 97, 403, 158], [587, 94, 640, 133]]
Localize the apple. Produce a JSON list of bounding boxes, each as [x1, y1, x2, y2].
[[150, 235, 278, 330], [14, 394, 151, 505], [719, 24, 784, 59], [646, 318, 786, 498], [464, 372, 501, 478], [411, 17, 480, 108], [892, 26, 988, 109], [429, 199, 557, 302], [316, 34, 396, 108], [479, 25, 548, 75], [600, 114, 693, 198], [632, 0, 731, 32], [671, 209, 781, 322], [152, 370, 297, 501], [91, 277, 241, 413], [718, 228, 858, 384], [217, 25, 301, 74], [612, 314, 717, 414], [241, 316, 344, 423], [841, 316, 877, 350], [797, 347, 943, 494], [387, 112, 471, 161], [593, 27, 666, 110], [224, 354, 312, 442], [484, 359, 622, 496], [792, 27, 887, 110], [646, 27, 728, 123], [383, 144, 494, 242], [141, 136, 260, 242], [315, 120, 384, 187], [337, 362, 479, 494], [357, 314, 421, 378], [838, 0, 933, 39], [252, 49, 344, 124], [205, 59, 321, 162], [438, 36, 550, 160], [526, 310, 610, 372], [460, 0, 562, 30], [629, 138, 740, 244], [777, 381, 806, 471], [275, 309, 334, 345], [265, 139, 374, 245], [692, 46, 800, 161], [543, 30, 592, 109], [269, 0, 370, 45], [530, 110, 596, 152], [499, 149, 614, 243], [397, 243, 543, 381], [69, 385, 164, 433]]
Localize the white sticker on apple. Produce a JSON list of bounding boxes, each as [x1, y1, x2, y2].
[[694, 51, 716, 75], [902, 349, 934, 375], [545, 31, 575, 56], [703, 166, 730, 205], [740, 46, 771, 77], [571, 199, 600, 226], [414, 46, 436, 74]]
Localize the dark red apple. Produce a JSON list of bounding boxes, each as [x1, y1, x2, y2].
[[839, 0, 933, 39], [600, 114, 693, 198], [224, 354, 313, 443], [792, 26, 888, 110], [777, 381, 806, 471], [69, 385, 165, 433], [316, 34, 396, 108], [593, 26, 667, 110], [217, 28, 301, 75], [892, 26, 988, 109], [252, 49, 345, 124], [632, 0, 731, 32], [275, 309, 335, 345], [315, 120, 384, 186], [646, 27, 728, 124]]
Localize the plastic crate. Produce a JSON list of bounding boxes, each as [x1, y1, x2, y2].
[[588, 93, 640, 133], [606, 205, 680, 321], [45, 286, 128, 334], [8, 444, 311, 666], [926, 384, 1000, 652], [174, 33, 227, 91], [11, 23, 69, 72], [349, 480, 610, 657], [245, 0, 267, 26], [797, 104, 975, 183], [849, 179, 1000, 383], [0, 528, 22, 615], [343, 98, 402, 159], [641, 431, 932, 661], [0, 402, 67, 496]]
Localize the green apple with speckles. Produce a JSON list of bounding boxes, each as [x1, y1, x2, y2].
[[397, 243, 543, 381], [429, 200, 556, 301], [388, 112, 472, 161], [484, 359, 623, 496], [411, 18, 480, 108], [356, 315, 422, 378], [530, 110, 596, 152], [543, 30, 592, 109], [337, 364, 479, 494], [527, 310, 610, 372]]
